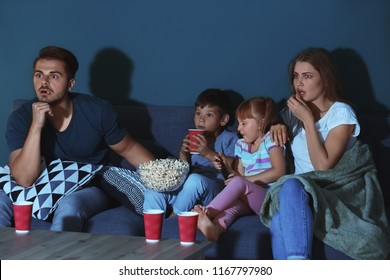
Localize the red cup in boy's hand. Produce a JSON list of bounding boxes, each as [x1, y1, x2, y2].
[[188, 129, 205, 154]]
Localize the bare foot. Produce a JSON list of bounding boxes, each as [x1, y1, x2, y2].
[[194, 207, 223, 242], [193, 204, 218, 219], [193, 204, 206, 212]]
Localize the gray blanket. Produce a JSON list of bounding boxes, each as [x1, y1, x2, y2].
[[260, 140, 390, 259]]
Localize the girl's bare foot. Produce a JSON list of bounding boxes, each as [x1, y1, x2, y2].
[[193, 204, 206, 212], [193, 204, 218, 219], [193, 207, 224, 242]]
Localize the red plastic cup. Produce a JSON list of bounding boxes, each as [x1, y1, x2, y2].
[[13, 201, 33, 234], [143, 209, 164, 242], [188, 129, 205, 154], [177, 211, 199, 245]]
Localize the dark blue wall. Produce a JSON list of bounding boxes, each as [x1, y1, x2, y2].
[[1, 0, 389, 164]]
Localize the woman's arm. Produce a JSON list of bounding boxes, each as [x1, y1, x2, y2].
[[304, 122, 354, 170], [288, 94, 355, 171]]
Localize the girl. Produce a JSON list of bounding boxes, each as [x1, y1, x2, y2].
[[194, 97, 285, 241]]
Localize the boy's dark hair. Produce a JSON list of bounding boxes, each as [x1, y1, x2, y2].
[[194, 88, 231, 117], [33, 46, 79, 80]]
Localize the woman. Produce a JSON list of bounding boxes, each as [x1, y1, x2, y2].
[[261, 47, 390, 260]]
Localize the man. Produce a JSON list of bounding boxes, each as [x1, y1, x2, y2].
[[0, 46, 154, 231]]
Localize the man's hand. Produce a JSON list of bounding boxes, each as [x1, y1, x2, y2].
[[31, 102, 53, 130]]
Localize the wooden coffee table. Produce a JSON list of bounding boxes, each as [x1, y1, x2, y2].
[[0, 227, 212, 260]]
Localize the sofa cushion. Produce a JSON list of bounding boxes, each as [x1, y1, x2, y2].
[[85, 205, 145, 236], [99, 167, 145, 215]]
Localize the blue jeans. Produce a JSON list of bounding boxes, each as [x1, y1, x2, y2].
[[0, 190, 13, 227], [0, 186, 110, 232], [270, 178, 313, 260], [143, 173, 224, 213]]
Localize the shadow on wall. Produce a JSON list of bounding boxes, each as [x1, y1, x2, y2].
[[89, 47, 145, 106], [89, 48, 156, 164], [331, 48, 389, 116], [332, 48, 390, 209], [223, 89, 245, 129]]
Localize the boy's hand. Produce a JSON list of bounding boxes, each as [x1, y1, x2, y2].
[[214, 153, 232, 180], [179, 135, 191, 161], [213, 154, 223, 170], [192, 134, 213, 158]]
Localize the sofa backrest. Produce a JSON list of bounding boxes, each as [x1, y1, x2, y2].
[[110, 104, 239, 168], [109, 104, 194, 168]]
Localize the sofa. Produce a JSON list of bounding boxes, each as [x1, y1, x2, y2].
[[13, 100, 390, 259]]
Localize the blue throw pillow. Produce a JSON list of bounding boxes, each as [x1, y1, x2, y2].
[[0, 158, 103, 220]]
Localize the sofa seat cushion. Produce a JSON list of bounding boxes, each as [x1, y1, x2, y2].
[[85, 205, 145, 236], [30, 217, 52, 230], [29, 204, 145, 237]]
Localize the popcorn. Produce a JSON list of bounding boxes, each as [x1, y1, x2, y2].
[[137, 158, 190, 192]]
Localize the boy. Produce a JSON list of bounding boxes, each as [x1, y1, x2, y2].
[[143, 89, 238, 214]]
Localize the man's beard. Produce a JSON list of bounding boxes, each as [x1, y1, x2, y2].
[[37, 91, 68, 106]]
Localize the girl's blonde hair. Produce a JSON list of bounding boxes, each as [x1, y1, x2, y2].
[[236, 97, 278, 134]]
